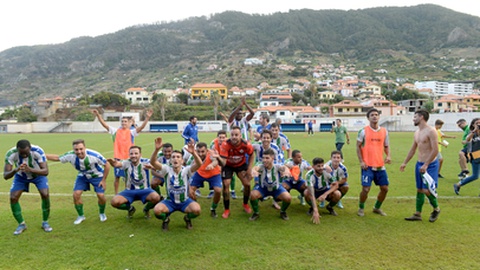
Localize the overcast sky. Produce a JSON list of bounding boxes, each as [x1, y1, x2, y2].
[[1, 0, 479, 52]]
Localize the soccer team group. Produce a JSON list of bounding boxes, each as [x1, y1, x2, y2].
[[4, 100, 449, 235]]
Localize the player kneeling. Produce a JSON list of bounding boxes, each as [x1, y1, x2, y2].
[[150, 137, 202, 231], [304, 157, 341, 224], [249, 149, 291, 221]]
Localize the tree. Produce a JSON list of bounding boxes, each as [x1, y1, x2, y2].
[[155, 93, 168, 121], [210, 91, 221, 121], [176, 93, 189, 104], [424, 100, 434, 113], [16, 107, 37, 122]]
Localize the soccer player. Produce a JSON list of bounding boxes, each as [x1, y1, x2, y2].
[[304, 157, 341, 224], [207, 130, 228, 199], [3, 139, 52, 235], [356, 108, 391, 217], [270, 123, 291, 162], [331, 119, 350, 152], [182, 115, 199, 145], [254, 113, 271, 141], [218, 126, 255, 218], [189, 142, 222, 218], [252, 130, 281, 164], [400, 110, 441, 222], [46, 139, 111, 224], [228, 97, 255, 141], [150, 137, 202, 230], [283, 150, 311, 206], [107, 146, 160, 219], [93, 109, 152, 194], [249, 148, 292, 221], [324, 150, 349, 209]]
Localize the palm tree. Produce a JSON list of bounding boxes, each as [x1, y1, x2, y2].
[[210, 91, 221, 120], [156, 93, 168, 121]]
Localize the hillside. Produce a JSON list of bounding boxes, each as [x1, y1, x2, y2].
[[1, 4, 480, 104]]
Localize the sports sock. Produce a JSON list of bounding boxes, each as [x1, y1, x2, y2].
[[155, 213, 167, 221], [231, 176, 236, 190], [118, 203, 130, 210], [210, 202, 218, 210], [223, 198, 230, 210], [153, 186, 161, 196], [42, 198, 50, 221], [416, 192, 425, 213], [98, 203, 106, 214], [374, 200, 383, 209], [243, 195, 249, 205], [75, 204, 84, 216], [144, 201, 155, 211], [426, 194, 439, 208], [281, 201, 291, 212], [359, 202, 365, 209], [250, 199, 259, 213], [187, 212, 198, 219], [10, 202, 24, 224]]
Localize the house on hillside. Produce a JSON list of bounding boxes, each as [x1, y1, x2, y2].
[[125, 88, 151, 105], [190, 83, 228, 100], [253, 106, 320, 123], [259, 91, 293, 107], [396, 99, 429, 113]]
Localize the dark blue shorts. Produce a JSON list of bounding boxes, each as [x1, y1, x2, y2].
[[190, 172, 222, 189], [415, 160, 439, 190], [283, 179, 306, 192], [361, 167, 389, 187], [74, 175, 105, 193], [253, 184, 288, 199], [11, 174, 49, 192], [160, 198, 195, 213], [118, 188, 156, 204]]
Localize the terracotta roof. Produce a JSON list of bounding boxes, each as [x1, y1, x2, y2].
[[254, 106, 317, 113], [191, 83, 226, 88]]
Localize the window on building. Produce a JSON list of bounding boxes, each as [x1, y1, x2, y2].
[[338, 108, 343, 113]]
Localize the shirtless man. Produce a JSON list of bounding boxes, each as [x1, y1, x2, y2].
[[400, 109, 440, 223]]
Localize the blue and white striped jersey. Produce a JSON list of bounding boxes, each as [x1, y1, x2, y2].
[[59, 149, 107, 179], [5, 144, 46, 180]]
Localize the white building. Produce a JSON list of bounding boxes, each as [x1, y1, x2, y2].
[[414, 81, 474, 96], [125, 88, 152, 105]]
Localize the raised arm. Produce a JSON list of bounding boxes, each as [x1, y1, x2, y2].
[[186, 140, 202, 172], [228, 102, 243, 123], [92, 109, 110, 131], [150, 137, 164, 171], [244, 100, 255, 121], [136, 109, 153, 133]]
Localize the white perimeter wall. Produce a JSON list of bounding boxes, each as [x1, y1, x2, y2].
[[2, 113, 479, 133]]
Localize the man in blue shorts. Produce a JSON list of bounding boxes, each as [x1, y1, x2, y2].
[[356, 108, 391, 217], [304, 157, 341, 224], [400, 109, 441, 222], [46, 139, 111, 224], [108, 145, 161, 219], [150, 137, 202, 230], [283, 150, 311, 206], [3, 139, 52, 235], [249, 148, 292, 221], [189, 142, 222, 218]]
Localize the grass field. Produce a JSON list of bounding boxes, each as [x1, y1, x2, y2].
[[1, 131, 480, 270]]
